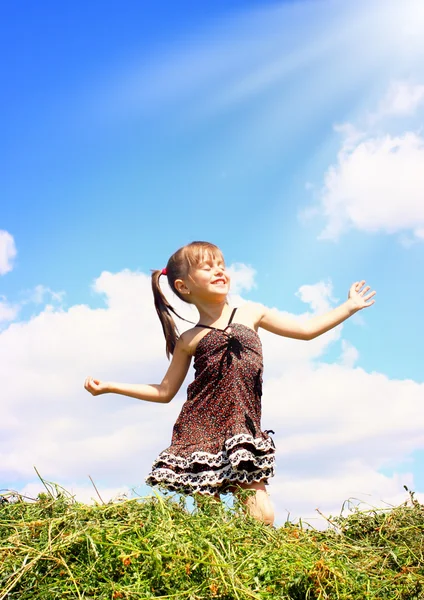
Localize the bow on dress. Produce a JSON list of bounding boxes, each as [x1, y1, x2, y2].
[[217, 331, 244, 380]]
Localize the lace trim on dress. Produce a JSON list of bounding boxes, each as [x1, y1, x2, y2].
[[145, 462, 275, 496], [150, 432, 274, 470], [145, 431, 276, 495], [152, 446, 274, 470]]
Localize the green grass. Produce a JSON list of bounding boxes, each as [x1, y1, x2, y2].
[[1, 482, 423, 599]]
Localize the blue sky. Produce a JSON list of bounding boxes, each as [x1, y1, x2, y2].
[[1, 0, 424, 524]]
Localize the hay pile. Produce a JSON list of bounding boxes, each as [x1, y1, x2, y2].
[[1, 484, 423, 599]]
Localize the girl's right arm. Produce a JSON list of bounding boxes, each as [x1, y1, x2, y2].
[[84, 338, 192, 404]]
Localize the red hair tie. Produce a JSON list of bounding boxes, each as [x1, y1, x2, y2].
[[161, 268, 167, 276]]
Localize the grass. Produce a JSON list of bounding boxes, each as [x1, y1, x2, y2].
[[0, 480, 423, 599]]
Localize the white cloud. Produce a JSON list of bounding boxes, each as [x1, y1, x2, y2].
[[302, 77, 424, 243], [0, 284, 64, 328], [1, 268, 422, 524], [305, 130, 424, 242], [271, 468, 422, 528], [338, 339, 359, 368], [30, 284, 66, 305], [295, 280, 339, 314], [0, 298, 19, 323], [227, 262, 256, 294], [262, 360, 424, 523], [0, 231, 16, 275], [376, 81, 424, 118]]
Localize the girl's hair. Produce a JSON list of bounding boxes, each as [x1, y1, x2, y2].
[[151, 241, 224, 358]]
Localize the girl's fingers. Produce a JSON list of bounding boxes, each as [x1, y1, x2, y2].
[[84, 376, 99, 394], [84, 376, 104, 395]]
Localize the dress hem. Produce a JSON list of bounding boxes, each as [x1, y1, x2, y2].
[[145, 465, 275, 496]]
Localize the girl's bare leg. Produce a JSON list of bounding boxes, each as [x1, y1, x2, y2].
[[230, 481, 275, 526]]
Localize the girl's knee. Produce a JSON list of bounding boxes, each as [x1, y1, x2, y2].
[[256, 489, 274, 525], [262, 502, 275, 526], [233, 481, 275, 526]]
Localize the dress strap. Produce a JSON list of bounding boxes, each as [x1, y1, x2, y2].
[[227, 307, 237, 326]]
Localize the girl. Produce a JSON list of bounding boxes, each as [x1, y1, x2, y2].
[[84, 241, 375, 526]]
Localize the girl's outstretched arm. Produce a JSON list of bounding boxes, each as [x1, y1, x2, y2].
[[84, 339, 192, 403], [257, 280, 376, 340], [304, 280, 375, 339]]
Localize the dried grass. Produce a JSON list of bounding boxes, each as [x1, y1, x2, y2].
[[1, 481, 423, 599]]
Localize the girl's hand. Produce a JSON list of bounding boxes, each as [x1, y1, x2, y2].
[[348, 280, 376, 311], [84, 376, 109, 396]]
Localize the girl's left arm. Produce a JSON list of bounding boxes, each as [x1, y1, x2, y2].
[[257, 280, 376, 340]]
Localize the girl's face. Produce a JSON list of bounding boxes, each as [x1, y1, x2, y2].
[[177, 253, 231, 301]]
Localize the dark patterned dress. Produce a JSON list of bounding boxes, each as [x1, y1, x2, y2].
[[145, 308, 276, 496]]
